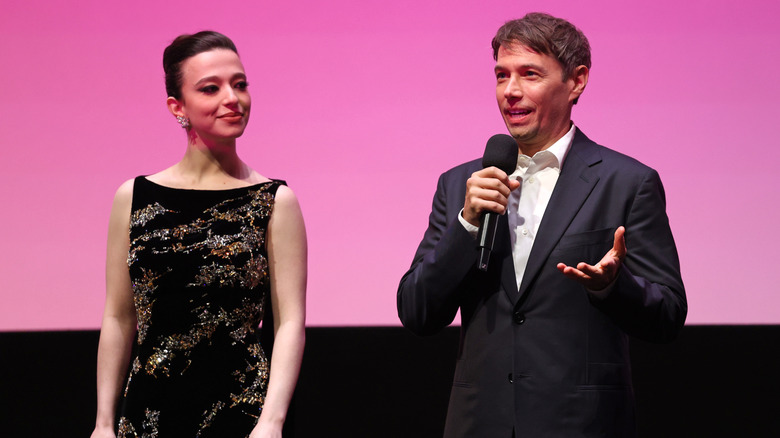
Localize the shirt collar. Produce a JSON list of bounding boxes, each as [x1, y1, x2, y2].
[[546, 123, 575, 169], [516, 123, 576, 171]]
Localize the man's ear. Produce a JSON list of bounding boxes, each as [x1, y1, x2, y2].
[[569, 65, 589, 104]]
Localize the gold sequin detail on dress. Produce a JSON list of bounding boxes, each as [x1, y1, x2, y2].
[[117, 177, 283, 437]]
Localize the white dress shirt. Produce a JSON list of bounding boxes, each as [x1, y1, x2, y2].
[[460, 124, 575, 290]]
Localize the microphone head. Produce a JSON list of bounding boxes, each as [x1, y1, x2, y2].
[[482, 134, 518, 174]]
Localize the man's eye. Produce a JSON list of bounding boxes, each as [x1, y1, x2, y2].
[[496, 72, 507, 80]]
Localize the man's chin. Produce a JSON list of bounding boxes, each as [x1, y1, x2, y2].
[[505, 127, 533, 143]]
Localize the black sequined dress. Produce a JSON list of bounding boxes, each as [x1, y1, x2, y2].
[[117, 176, 283, 437]]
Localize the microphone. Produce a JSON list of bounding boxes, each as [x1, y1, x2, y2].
[[477, 134, 518, 272]]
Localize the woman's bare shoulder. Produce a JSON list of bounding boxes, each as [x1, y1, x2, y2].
[[113, 178, 136, 204]]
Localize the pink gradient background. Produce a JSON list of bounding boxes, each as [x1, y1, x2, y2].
[[1, 1, 778, 330]]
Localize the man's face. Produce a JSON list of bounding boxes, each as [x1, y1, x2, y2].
[[495, 43, 585, 155]]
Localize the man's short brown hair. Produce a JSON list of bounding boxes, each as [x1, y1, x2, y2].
[[492, 12, 591, 82]]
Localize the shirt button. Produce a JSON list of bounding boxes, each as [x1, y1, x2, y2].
[[513, 311, 525, 325], [528, 177, 535, 184], [521, 228, 528, 236]]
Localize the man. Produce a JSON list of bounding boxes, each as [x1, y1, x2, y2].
[[397, 13, 687, 437]]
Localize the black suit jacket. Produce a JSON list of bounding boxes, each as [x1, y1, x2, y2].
[[397, 129, 687, 437]]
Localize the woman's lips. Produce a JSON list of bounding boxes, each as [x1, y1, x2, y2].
[[218, 112, 244, 122]]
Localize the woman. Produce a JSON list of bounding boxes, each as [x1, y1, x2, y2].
[[91, 31, 306, 438]]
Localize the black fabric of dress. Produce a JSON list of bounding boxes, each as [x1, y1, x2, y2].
[[117, 176, 283, 438]]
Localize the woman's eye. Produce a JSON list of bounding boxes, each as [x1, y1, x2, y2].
[[235, 81, 249, 90], [199, 85, 219, 94]]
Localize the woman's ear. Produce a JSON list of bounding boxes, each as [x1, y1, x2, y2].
[[167, 96, 184, 118]]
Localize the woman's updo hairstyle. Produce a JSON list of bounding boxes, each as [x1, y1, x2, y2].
[[163, 31, 238, 100]]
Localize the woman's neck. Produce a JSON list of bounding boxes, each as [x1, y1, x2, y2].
[[174, 136, 249, 185]]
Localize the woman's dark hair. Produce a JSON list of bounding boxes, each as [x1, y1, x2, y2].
[[163, 31, 238, 99]]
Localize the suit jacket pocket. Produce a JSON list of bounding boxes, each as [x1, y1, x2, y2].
[[578, 362, 631, 390], [452, 359, 473, 388], [555, 227, 615, 250], [551, 228, 615, 266]]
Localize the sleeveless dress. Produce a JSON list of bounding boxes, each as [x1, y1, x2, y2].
[[117, 176, 284, 438]]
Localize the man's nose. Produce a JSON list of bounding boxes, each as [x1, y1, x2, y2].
[[504, 75, 523, 98]]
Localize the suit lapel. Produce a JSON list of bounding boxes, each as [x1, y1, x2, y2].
[[516, 130, 603, 302], [497, 213, 520, 305]]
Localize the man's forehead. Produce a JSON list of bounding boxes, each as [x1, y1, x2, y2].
[[498, 42, 542, 57]]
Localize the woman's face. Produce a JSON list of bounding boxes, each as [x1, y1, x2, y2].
[[175, 49, 251, 143]]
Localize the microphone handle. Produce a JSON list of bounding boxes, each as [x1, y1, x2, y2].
[[477, 212, 499, 271]]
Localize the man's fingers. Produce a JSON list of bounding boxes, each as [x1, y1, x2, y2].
[[613, 226, 627, 259], [557, 263, 591, 281], [464, 169, 518, 224]]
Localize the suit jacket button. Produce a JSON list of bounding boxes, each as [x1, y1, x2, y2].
[[508, 373, 514, 384], [513, 311, 525, 325]]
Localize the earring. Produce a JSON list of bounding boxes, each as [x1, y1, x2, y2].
[[176, 116, 190, 129]]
